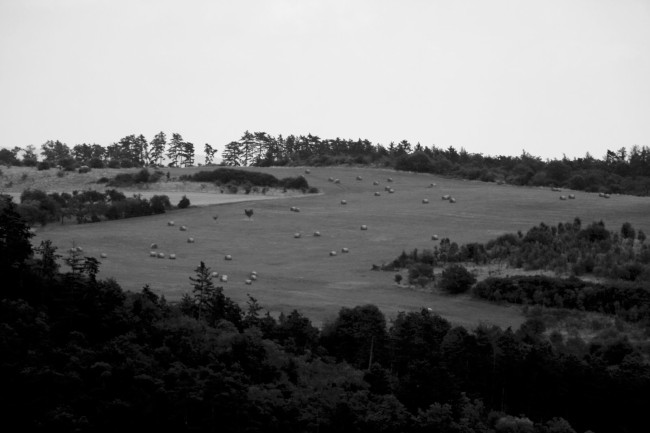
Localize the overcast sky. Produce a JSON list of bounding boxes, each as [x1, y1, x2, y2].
[[1, 0, 649, 161]]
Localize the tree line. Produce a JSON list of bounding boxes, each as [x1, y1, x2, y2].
[[2, 195, 649, 432], [2, 130, 648, 195]]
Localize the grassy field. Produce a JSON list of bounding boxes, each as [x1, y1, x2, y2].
[[22, 166, 650, 329]]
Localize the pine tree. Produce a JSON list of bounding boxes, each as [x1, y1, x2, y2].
[[167, 133, 184, 167], [150, 131, 167, 166], [222, 141, 242, 166], [204, 143, 217, 165], [189, 261, 215, 320]]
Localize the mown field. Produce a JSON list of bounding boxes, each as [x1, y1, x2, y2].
[[29, 166, 650, 328]]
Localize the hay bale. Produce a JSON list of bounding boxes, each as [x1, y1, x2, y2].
[[387, 177, 393, 182], [431, 235, 439, 240], [150, 243, 158, 249], [220, 275, 228, 282], [211, 271, 219, 278], [422, 199, 429, 204], [294, 232, 301, 238], [167, 221, 175, 226], [250, 274, 257, 281], [225, 254, 233, 261], [157, 252, 165, 259], [559, 195, 567, 200], [294, 207, 300, 212], [328, 177, 334, 182], [180, 225, 187, 231], [100, 253, 107, 258], [305, 169, 311, 174], [604, 193, 610, 198], [150, 251, 157, 257], [187, 237, 195, 243], [76, 247, 83, 252], [169, 254, 176, 260], [340, 199, 347, 205], [329, 251, 337, 256], [384, 186, 391, 191], [374, 192, 381, 196], [442, 194, 450, 200], [356, 175, 362, 181], [373, 181, 379, 186], [313, 231, 321, 237], [449, 197, 456, 203], [290, 206, 296, 212], [388, 188, 395, 193], [250, 270, 257, 275], [245, 279, 252, 285], [552, 187, 561, 192], [341, 247, 349, 253], [334, 179, 340, 184], [360, 225, 368, 230], [568, 194, 576, 199]]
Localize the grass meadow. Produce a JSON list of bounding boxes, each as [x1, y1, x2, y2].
[[28, 166, 650, 328]]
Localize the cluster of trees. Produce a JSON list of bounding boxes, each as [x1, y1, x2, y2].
[[385, 219, 649, 286], [14, 189, 174, 226], [219, 131, 650, 196], [0, 132, 218, 170], [474, 275, 650, 328], [3, 129, 648, 195], [2, 196, 649, 432], [180, 168, 315, 193]]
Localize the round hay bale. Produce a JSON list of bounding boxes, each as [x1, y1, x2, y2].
[[313, 231, 321, 237], [373, 181, 379, 186], [169, 254, 176, 260], [76, 247, 83, 252], [341, 247, 349, 253], [329, 251, 337, 256], [100, 253, 107, 258], [305, 169, 311, 174], [568, 194, 576, 199], [157, 252, 165, 259], [179, 225, 187, 231], [604, 193, 610, 198], [220, 275, 228, 282], [150, 243, 158, 249], [225, 254, 232, 261], [442, 194, 450, 200], [360, 225, 368, 230], [334, 179, 340, 184], [422, 199, 429, 204], [552, 187, 561, 192], [250, 270, 257, 275], [290, 206, 296, 212], [167, 221, 175, 226], [431, 235, 439, 240], [388, 188, 395, 193], [559, 195, 567, 200], [356, 175, 362, 181], [449, 197, 456, 203], [598, 192, 604, 197], [384, 186, 391, 191], [245, 279, 252, 285], [211, 271, 219, 278], [187, 237, 195, 243], [374, 192, 381, 196], [387, 177, 393, 182], [340, 200, 347, 205], [150, 251, 157, 257], [294, 232, 301, 238], [294, 207, 300, 212], [328, 177, 334, 182], [250, 274, 257, 281]]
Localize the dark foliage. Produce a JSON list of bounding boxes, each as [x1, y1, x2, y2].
[[180, 168, 313, 192], [439, 264, 476, 294]]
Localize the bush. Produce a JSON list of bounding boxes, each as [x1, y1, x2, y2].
[[89, 157, 104, 168], [107, 159, 120, 168], [439, 264, 476, 294], [178, 195, 190, 209], [37, 161, 51, 171], [78, 166, 91, 174], [150, 195, 171, 214]]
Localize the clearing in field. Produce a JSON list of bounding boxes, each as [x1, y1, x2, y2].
[[29, 166, 650, 328]]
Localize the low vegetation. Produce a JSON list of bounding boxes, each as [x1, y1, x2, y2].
[[179, 167, 316, 193], [2, 197, 648, 432]]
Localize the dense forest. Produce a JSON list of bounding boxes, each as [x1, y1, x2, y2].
[[2, 195, 650, 432], [1, 130, 649, 196]]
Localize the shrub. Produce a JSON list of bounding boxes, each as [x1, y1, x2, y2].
[[178, 195, 190, 209], [88, 157, 104, 168], [37, 161, 51, 171], [439, 264, 476, 294], [78, 166, 91, 174], [107, 159, 120, 168], [150, 195, 171, 214], [96, 177, 109, 183]]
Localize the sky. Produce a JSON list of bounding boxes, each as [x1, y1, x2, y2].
[[1, 0, 649, 162]]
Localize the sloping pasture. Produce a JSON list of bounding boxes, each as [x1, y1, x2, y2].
[[32, 166, 650, 328]]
